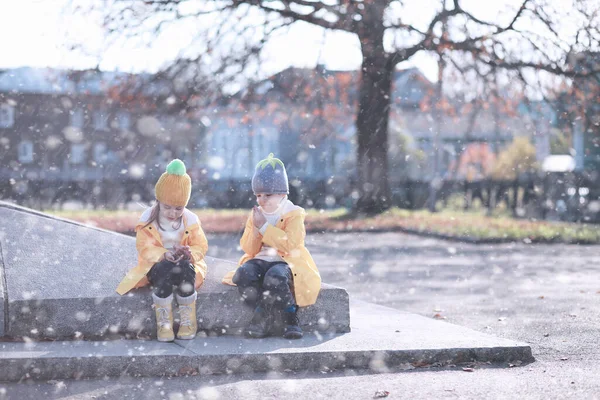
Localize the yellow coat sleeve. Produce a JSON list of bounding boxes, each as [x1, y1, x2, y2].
[[188, 222, 209, 267], [262, 214, 305, 254], [136, 227, 167, 264], [240, 215, 263, 257]]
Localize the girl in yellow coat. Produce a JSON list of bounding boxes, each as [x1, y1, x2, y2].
[[116, 159, 208, 342], [222, 153, 321, 339]]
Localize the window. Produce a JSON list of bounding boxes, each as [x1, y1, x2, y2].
[[117, 112, 130, 130], [93, 111, 108, 131], [70, 108, 84, 128], [18, 140, 33, 163], [93, 142, 107, 163], [234, 148, 250, 178], [0, 104, 15, 128], [70, 144, 86, 164]]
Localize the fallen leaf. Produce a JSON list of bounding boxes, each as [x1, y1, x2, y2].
[[177, 366, 198, 376], [373, 390, 390, 398], [538, 296, 545, 299], [412, 360, 432, 368], [433, 313, 446, 319]]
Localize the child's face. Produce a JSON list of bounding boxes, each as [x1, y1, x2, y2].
[[159, 202, 184, 221], [256, 193, 285, 213]]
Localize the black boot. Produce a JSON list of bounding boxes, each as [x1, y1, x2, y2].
[[244, 306, 271, 338], [282, 306, 303, 339]]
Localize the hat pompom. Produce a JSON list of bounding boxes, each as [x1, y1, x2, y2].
[[166, 159, 186, 176], [155, 159, 191, 207]]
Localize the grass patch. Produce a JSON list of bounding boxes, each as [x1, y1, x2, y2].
[[46, 207, 600, 244]]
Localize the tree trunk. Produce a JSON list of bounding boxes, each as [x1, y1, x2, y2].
[[354, 50, 394, 214]]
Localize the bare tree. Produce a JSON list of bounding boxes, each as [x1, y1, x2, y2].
[[68, 0, 600, 213]]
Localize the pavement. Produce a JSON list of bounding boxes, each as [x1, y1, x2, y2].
[[0, 299, 531, 382], [2, 208, 598, 398]]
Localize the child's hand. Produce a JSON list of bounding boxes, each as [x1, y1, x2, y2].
[[173, 245, 192, 261], [252, 206, 267, 228], [164, 251, 183, 263]]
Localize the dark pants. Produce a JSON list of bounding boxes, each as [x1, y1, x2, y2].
[[147, 259, 195, 298], [232, 259, 295, 309]]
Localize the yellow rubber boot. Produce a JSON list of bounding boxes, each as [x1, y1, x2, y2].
[[152, 293, 174, 342], [176, 292, 198, 339]]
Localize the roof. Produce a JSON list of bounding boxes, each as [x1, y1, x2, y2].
[[0, 67, 169, 96]]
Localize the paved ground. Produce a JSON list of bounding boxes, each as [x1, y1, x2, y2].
[[2, 232, 600, 399]]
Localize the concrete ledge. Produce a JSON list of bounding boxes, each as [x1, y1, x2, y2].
[[0, 301, 533, 382], [0, 203, 350, 339], [6, 268, 350, 339], [0, 239, 5, 337]]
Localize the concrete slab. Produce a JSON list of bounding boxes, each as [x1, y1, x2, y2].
[[0, 300, 533, 382], [0, 230, 5, 337], [0, 202, 349, 339]]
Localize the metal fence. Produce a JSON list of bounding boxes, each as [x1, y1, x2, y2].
[[2, 173, 599, 222]]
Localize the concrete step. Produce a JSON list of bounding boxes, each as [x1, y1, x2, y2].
[[0, 202, 349, 340], [0, 300, 533, 382]]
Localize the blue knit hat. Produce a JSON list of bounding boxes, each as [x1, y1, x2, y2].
[[252, 153, 289, 194]]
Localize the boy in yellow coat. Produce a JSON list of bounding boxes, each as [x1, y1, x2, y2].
[[222, 153, 321, 339]]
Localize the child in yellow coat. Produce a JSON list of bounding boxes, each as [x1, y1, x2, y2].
[[222, 153, 321, 339], [116, 159, 208, 342]]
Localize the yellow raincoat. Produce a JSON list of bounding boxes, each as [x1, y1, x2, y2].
[[222, 208, 321, 307], [116, 208, 208, 295]]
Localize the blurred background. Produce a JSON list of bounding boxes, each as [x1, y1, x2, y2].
[[1, 0, 599, 223]]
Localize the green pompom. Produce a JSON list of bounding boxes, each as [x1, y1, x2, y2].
[[166, 159, 186, 176], [257, 153, 285, 170]]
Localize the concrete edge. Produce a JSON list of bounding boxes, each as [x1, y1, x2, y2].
[[0, 239, 6, 337], [0, 201, 131, 238], [0, 341, 533, 382]]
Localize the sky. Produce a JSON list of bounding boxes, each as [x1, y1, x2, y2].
[[0, 0, 581, 84], [0, 0, 438, 79]]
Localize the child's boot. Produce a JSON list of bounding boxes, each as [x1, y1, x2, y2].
[[282, 305, 303, 340], [176, 292, 198, 339], [244, 305, 271, 338], [152, 293, 175, 342]]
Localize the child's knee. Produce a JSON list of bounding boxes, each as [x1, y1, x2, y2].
[[233, 265, 258, 286], [263, 274, 287, 290], [177, 281, 195, 297]]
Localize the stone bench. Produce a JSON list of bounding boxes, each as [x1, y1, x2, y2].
[[0, 202, 350, 340]]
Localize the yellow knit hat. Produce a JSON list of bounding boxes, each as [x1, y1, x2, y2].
[[155, 159, 192, 207]]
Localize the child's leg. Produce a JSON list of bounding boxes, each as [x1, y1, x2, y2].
[[146, 260, 178, 342], [147, 259, 177, 298], [233, 259, 272, 338], [172, 260, 198, 339], [171, 260, 196, 297], [232, 259, 269, 308], [263, 263, 302, 339], [262, 263, 294, 309]]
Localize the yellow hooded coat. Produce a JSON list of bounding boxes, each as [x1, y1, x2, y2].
[[116, 208, 208, 295], [222, 208, 321, 307]]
